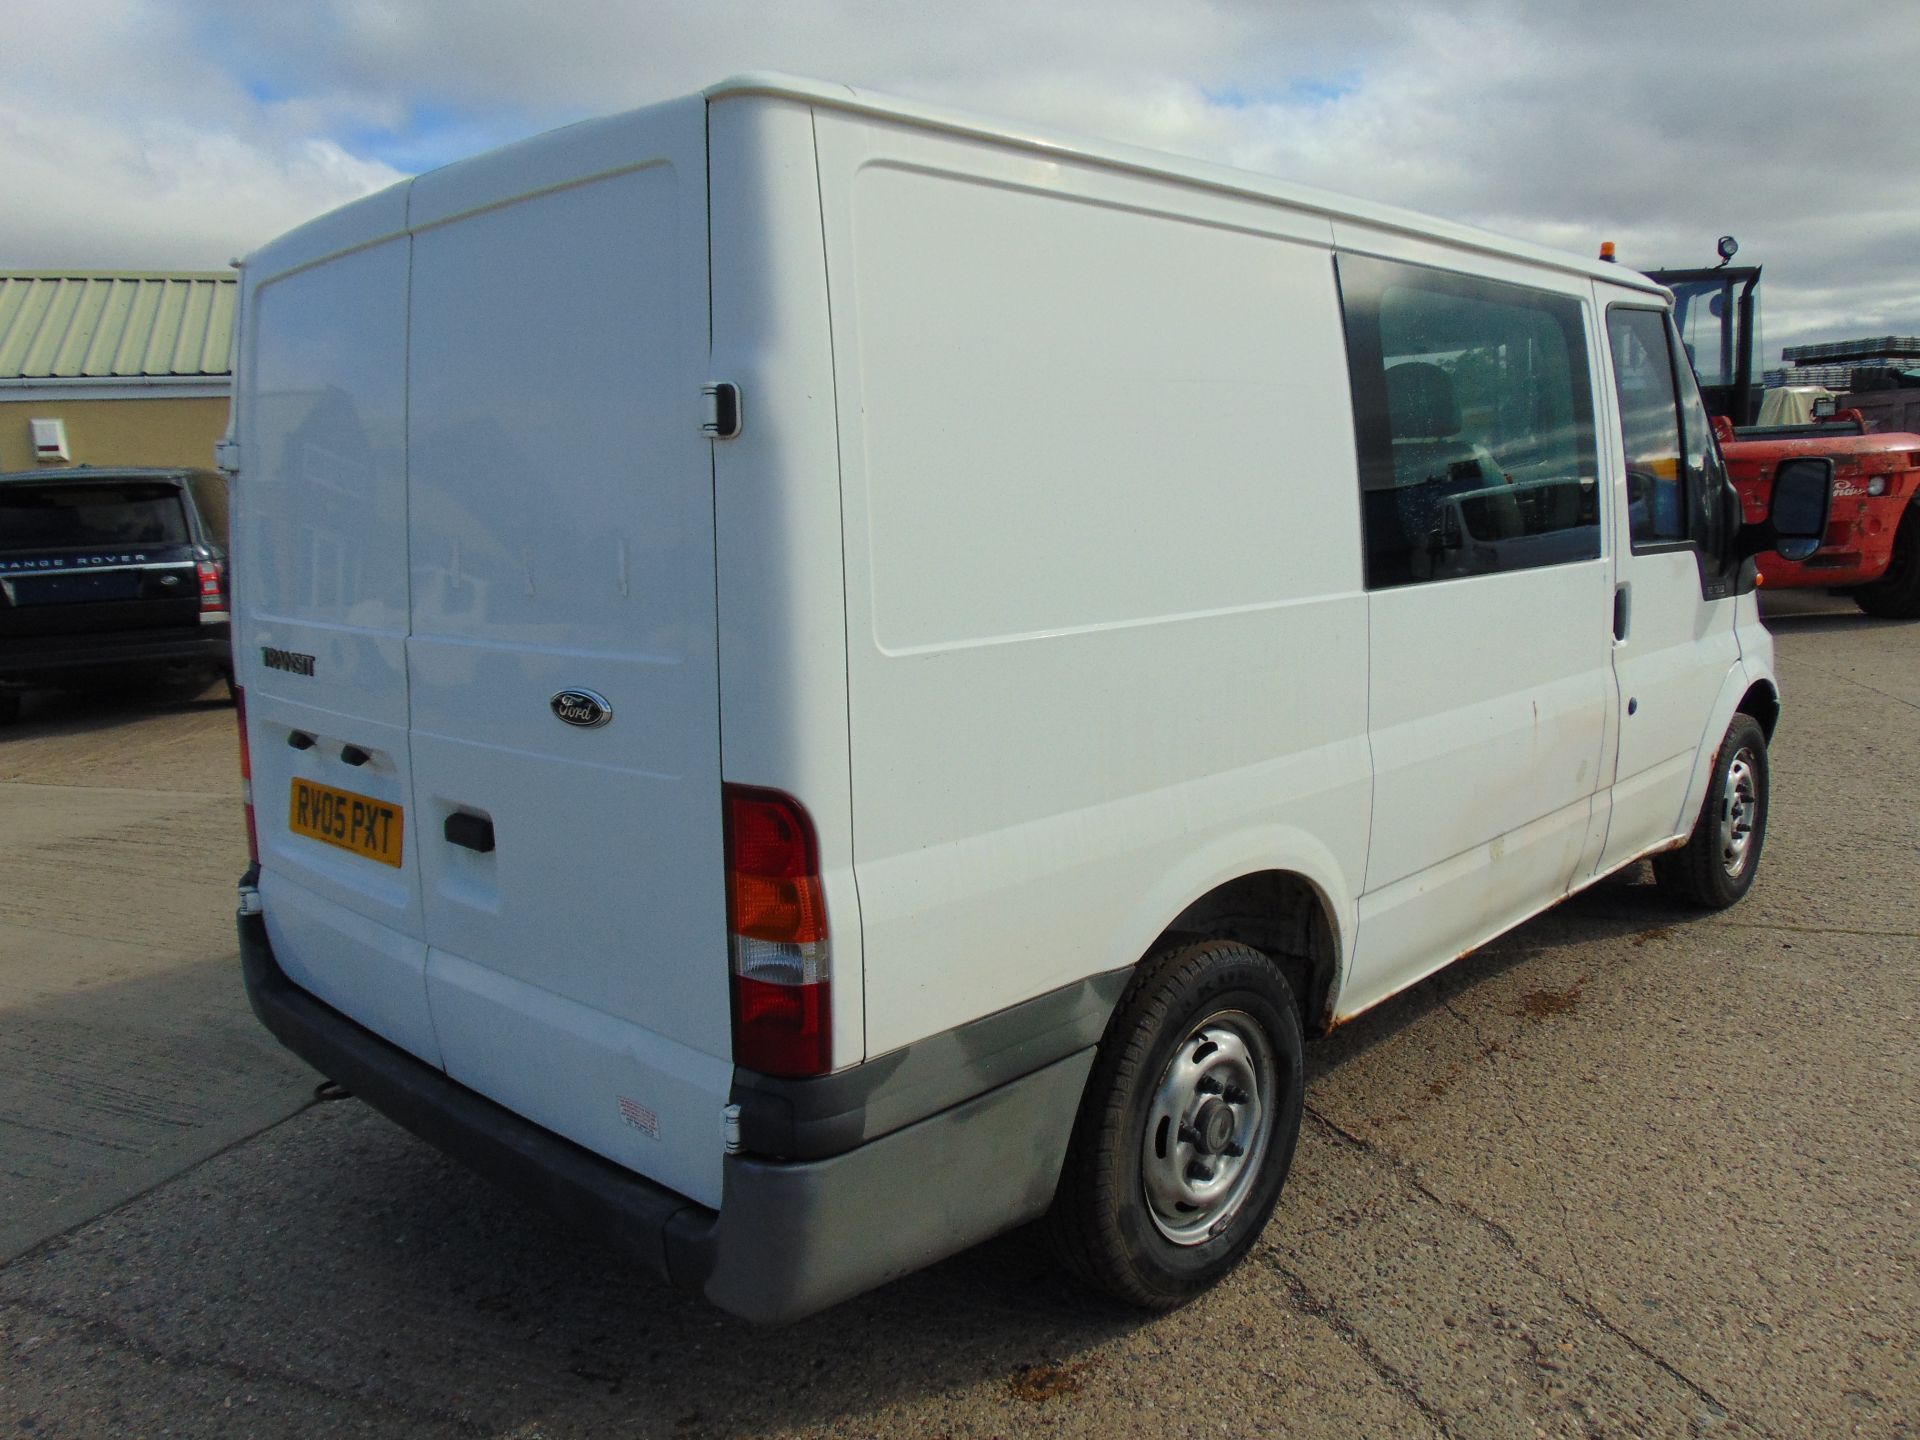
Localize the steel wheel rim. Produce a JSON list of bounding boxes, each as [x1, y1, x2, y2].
[[1719, 747, 1760, 877], [1141, 1009, 1277, 1245]]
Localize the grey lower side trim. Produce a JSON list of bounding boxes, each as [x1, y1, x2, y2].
[[732, 967, 1129, 1160], [705, 1047, 1095, 1324]]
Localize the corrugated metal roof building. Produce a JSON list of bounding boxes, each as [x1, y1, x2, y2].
[[0, 271, 235, 385], [0, 271, 236, 536]]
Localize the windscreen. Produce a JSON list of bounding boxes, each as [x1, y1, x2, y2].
[[0, 483, 191, 550], [1668, 278, 1739, 389]]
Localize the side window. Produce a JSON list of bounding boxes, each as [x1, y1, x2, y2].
[[1339, 253, 1601, 590], [1606, 307, 1688, 547]]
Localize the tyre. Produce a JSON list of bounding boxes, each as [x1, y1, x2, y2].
[[1654, 713, 1769, 909], [0, 689, 19, 725], [1046, 938, 1304, 1308], [1853, 500, 1920, 619]]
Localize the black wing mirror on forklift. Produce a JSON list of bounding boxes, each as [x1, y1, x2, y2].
[[1738, 457, 1833, 564]]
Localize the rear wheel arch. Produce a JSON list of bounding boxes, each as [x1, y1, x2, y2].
[[1155, 870, 1340, 1038]]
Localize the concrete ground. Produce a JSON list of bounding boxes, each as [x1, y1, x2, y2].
[[0, 593, 1915, 1439], [0, 680, 313, 1269]]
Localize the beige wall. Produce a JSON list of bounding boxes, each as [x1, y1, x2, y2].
[[0, 394, 232, 540]]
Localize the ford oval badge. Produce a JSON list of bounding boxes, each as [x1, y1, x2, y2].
[[550, 689, 612, 729]]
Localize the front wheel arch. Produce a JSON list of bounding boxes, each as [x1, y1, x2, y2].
[[1738, 681, 1779, 741], [1655, 711, 1771, 909]]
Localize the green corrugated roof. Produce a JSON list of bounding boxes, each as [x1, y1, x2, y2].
[[0, 271, 236, 381]]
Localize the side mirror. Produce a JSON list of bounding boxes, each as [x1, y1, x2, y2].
[[1739, 457, 1833, 563], [1811, 395, 1837, 419]]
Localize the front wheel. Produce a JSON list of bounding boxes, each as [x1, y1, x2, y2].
[[1654, 713, 1770, 909], [1046, 939, 1304, 1308]]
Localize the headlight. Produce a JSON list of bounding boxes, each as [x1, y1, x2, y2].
[[1868, 475, 1890, 497]]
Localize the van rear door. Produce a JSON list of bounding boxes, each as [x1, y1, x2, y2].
[[240, 199, 435, 1064], [402, 98, 732, 1207]]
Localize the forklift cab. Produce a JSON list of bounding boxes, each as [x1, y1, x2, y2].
[[1646, 263, 1763, 425]]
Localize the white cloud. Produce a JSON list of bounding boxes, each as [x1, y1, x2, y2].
[[0, 106, 402, 270], [3, 0, 1916, 356], [0, 1, 402, 269]]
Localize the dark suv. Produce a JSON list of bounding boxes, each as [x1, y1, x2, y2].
[[0, 467, 230, 721]]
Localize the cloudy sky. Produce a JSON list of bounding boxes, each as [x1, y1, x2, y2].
[[3, 0, 1915, 362]]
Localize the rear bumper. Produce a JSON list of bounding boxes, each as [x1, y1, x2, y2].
[[239, 907, 1099, 1324], [0, 623, 230, 683]]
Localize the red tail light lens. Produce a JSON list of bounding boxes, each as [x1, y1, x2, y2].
[[235, 684, 258, 865], [724, 785, 830, 1077], [197, 559, 227, 617]]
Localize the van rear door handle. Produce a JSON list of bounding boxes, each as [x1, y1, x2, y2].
[[1613, 583, 1631, 642], [444, 813, 495, 853]]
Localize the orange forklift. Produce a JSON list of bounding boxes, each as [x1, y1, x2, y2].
[[1628, 237, 1920, 617]]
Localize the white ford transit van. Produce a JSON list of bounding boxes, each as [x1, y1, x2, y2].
[[230, 76, 1830, 1323]]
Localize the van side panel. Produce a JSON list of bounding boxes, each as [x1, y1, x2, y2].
[[814, 114, 1371, 1056], [239, 213, 435, 1058], [706, 96, 867, 1065], [401, 99, 732, 1207]]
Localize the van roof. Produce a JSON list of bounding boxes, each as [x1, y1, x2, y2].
[[247, 75, 1667, 303], [705, 73, 1668, 297]]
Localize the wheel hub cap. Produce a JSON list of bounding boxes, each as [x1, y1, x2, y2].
[[1718, 747, 1759, 878], [1141, 1010, 1278, 1245], [1194, 1097, 1235, 1153]]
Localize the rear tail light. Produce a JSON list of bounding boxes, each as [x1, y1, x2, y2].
[[235, 684, 258, 866], [724, 785, 830, 1077], [197, 559, 228, 620]]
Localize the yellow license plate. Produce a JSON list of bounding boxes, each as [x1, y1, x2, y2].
[[289, 778, 405, 868]]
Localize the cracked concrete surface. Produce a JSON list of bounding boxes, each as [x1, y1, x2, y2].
[[1, 591, 1916, 1438]]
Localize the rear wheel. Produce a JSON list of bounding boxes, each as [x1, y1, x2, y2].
[[1046, 939, 1304, 1308], [1654, 713, 1769, 909], [1854, 500, 1920, 619], [0, 690, 19, 725]]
